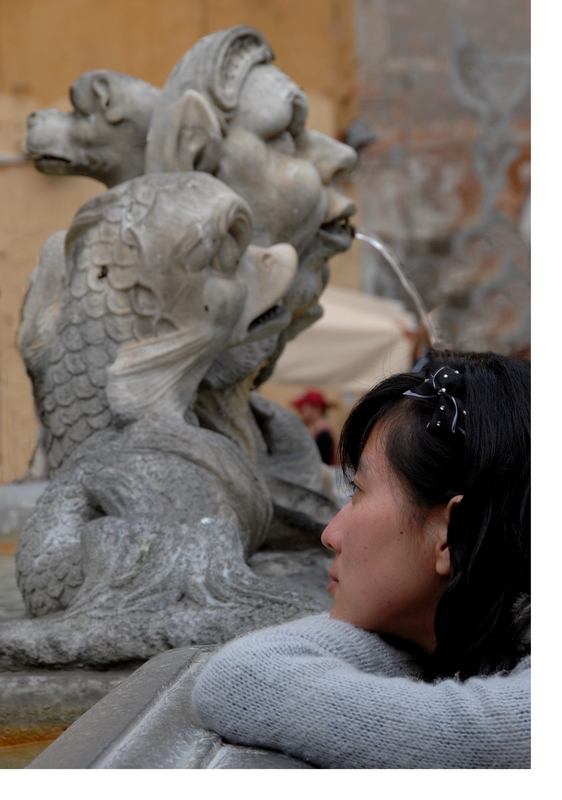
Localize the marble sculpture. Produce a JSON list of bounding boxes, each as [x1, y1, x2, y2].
[[2, 26, 358, 667], [1, 172, 325, 667]]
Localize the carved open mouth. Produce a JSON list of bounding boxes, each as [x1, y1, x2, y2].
[[318, 217, 355, 251], [248, 303, 289, 333], [33, 154, 73, 168]]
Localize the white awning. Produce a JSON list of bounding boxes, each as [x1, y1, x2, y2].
[[271, 285, 418, 394]]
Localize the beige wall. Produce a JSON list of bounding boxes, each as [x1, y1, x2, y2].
[[0, 0, 358, 483], [0, 94, 102, 483], [0, 0, 356, 130]]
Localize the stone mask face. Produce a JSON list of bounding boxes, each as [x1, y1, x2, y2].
[[205, 69, 359, 378], [144, 52, 359, 385], [145, 27, 359, 322], [215, 65, 326, 255], [229, 71, 357, 321], [129, 178, 297, 351], [217, 65, 358, 299]]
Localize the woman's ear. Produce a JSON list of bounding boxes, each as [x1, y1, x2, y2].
[[434, 494, 463, 577]]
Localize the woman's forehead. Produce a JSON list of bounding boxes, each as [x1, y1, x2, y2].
[[357, 428, 387, 476]]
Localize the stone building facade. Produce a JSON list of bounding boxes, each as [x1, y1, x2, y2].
[[353, 0, 530, 353]]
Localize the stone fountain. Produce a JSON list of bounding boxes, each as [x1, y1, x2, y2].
[[4, 25, 363, 673], [0, 31, 362, 761]]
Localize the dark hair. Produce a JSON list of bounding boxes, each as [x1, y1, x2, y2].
[[338, 351, 530, 680]]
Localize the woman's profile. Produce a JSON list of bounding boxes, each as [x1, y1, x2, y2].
[[192, 350, 530, 769]]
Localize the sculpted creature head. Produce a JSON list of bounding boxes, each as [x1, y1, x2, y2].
[[26, 29, 357, 324], [26, 71, 160, 187], [145, 25, 358, 320], [25, 28, 358, 402], [20, 173, 297, 471]]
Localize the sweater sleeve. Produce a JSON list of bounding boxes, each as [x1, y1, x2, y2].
[[191, 614, 530, 769]]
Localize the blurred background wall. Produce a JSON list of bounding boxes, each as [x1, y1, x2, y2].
[[353, 0, 530, 353], [0, 0, 530, 483]]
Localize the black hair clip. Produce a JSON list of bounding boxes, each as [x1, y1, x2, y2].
[[404, 365, 466, 435]]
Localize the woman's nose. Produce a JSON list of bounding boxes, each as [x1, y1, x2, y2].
[[321, 503, 348, 552]]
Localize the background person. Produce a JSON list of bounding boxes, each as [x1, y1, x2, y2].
[[192, 351, 530, 769], [291, 389, 336, 465]]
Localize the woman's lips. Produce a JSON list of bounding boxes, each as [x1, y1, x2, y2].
[[327, 574, 339, 594]]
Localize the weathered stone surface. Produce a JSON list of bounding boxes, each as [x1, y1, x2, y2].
[[23, 25, 358, 504], [354, 0, 530, 353], [1, 173, 335, 668], [144, 26, 358, 499], [0, 553, 26, 623], [249, 549, 333, 610], [26, 71, 159, 188], [27, 646, 312, 769], [9, 26, 362, 669], [0, 482, 48, 539], [3, 420, 326, 667]]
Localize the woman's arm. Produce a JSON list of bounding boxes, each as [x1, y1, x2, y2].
[[192, 614, 530, 769]]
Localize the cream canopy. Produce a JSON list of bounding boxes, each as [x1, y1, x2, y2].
[[271, 285, 418, 395]]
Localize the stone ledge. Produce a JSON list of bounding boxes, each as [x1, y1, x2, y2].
[[27, 645, 313, 769]]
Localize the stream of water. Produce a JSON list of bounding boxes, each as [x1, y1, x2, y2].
[[354, 228, 442, 349]]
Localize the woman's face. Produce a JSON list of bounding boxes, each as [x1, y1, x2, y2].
[[321, 425, 453, 654]]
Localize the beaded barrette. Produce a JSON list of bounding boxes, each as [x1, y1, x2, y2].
[[403, 365, 466, 435]]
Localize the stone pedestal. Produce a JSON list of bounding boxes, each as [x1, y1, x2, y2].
[[0, 481, 331, 767]]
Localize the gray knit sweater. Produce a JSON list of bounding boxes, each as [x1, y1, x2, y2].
[[191, 613, 530, 769]]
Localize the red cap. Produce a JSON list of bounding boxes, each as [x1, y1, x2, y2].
[[291, 390, 329, 410]]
